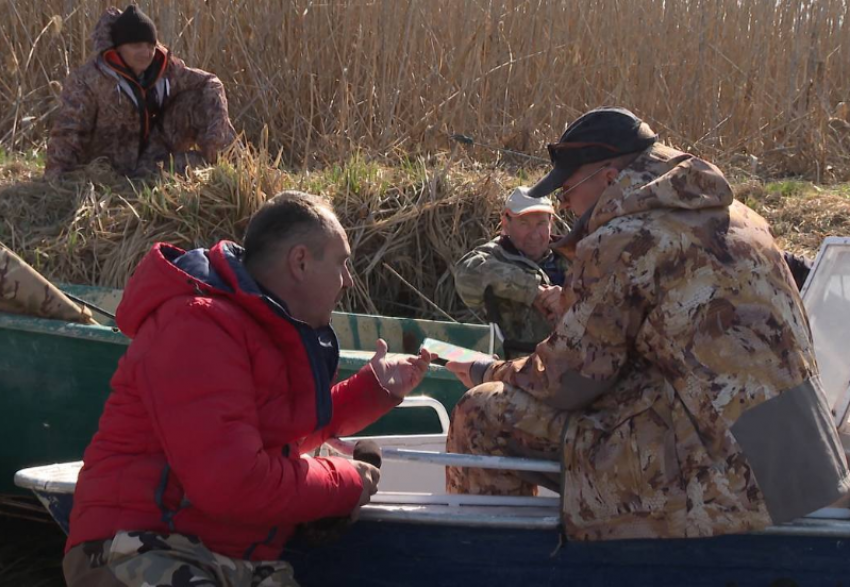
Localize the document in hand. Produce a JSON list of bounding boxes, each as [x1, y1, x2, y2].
[[420, 337, 493, 364]]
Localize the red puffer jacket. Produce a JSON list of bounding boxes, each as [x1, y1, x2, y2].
[[66, 241, 398, 560]]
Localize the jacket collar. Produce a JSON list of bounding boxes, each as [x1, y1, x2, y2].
[[116, 241, 337, 431]]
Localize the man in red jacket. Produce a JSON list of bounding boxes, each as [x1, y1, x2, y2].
[[63, 191, 433, 587]]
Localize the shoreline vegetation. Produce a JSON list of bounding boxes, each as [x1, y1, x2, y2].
[[2, 147, 849, 321], [2, 1, 850, 319]]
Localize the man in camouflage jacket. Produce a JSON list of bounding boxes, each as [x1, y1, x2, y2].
[[446, 108, 850, 540], [45, 6, 236, 179], [455, 187, 570, 358]]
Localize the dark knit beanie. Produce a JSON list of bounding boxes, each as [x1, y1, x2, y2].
[[111, 5, 157, 47]]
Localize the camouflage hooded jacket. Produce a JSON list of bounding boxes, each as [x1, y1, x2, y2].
[[482, 143, 850, 539], [455, 237, 570, 357], [45, 8, 236, 177]]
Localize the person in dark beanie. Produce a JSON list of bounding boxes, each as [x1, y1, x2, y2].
[[109, 5, 159, 76], [111, 5, 157, 46], [45, 5, 236, 179]]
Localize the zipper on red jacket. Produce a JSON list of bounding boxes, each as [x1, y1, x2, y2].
[[243, 526, 279, 561]]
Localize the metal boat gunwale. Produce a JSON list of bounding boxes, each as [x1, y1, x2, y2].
[[14, 459, 850, 537]]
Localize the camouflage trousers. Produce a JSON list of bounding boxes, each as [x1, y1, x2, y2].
[[63, 531, 299, 587], [445, 382, 568, 496]]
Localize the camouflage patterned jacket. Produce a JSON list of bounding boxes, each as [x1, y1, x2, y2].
[[482, 144, 850, 539], [455, 237, 570, 357], [45, 8, 236, 178], [0, 243, 94, 324]]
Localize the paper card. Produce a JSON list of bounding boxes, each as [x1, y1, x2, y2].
[[420, 337, 493, 364]]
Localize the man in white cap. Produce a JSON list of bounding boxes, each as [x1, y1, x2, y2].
[[454, 187, 570, 358]]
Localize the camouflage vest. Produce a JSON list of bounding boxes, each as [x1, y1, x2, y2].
[[455, 237, 570, 358]]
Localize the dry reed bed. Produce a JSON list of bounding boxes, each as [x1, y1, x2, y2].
[[3, 150, 849, 321], [3, 0, 850, 179], [0, 149, 509, 320], [736, 181, 850, 255]]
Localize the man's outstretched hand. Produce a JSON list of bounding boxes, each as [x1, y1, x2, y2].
[[445, 360, 475, 388], [369, 339, 434, 399]]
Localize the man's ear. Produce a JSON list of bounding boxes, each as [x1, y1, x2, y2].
[[500, 214, 510, 235], [603, 166, 620, 185], [288, 244, 310, 282]]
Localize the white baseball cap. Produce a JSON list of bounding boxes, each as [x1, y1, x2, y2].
[[504, 186, 555, 216]]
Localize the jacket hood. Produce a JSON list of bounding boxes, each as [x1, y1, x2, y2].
[[588, 143, 734, 232], [554, 144, 733, 258], [115, 239, 342, 349], [116, 240, 339, 431], [116, 241, 253, 338], [91, 8, 122, 56], [101, 46, 169, 84]]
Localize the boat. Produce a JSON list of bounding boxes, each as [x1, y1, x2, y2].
[[0, 283, 496, 494], [13, 237, 850, 585], [14, 416, 850, 586]]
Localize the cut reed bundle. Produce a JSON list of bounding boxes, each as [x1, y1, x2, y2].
[[2, 150, 848, 322], [0, 148, 513, 320]]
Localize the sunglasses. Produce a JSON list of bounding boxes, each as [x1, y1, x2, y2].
[[554, 164, 610, 204]]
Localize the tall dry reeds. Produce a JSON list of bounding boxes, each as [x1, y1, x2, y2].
[[2, 0, 850, 179]]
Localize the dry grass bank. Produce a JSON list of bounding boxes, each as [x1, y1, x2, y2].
[[0, 148, 510, 320], [3, 0, 850, 179], [2, 150, 849, 321]]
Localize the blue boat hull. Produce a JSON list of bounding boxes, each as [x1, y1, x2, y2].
[[285, 523, 850, 587], [32, 489, 850, 587]]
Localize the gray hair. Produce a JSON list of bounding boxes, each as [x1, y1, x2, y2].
[[243, 191, 337, 273]]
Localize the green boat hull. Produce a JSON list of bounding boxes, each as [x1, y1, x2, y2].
[[0, 285, 495, 493]]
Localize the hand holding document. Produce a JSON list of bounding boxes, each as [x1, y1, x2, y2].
[[419, 337, 494, 365]]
